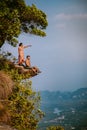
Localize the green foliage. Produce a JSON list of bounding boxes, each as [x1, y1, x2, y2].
[[0, 0, 48, 47], [0, 2, 21, 47], [0, 53, 16, 72], [8, 81, 44, 130], [46, 126, 64, 130], [0, 55, 44, 130], [0, 53, 34, 80]]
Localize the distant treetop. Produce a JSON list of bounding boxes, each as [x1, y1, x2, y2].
[[0, 0, 48, 48]]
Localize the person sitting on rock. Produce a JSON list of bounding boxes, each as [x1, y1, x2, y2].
[[25, 55, 41, 74]]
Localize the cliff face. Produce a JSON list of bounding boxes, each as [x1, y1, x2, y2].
[[0, 59, 41, 130], [0, 71, 14, 124], [0, 124, 15, 130], [0, 71, 14, 99]]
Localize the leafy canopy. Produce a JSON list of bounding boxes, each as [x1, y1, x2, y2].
[[0, 0, 48, 47], [0, 54, 44, 130], [9, 81, 44, 130], [46, 126, 64, 130]]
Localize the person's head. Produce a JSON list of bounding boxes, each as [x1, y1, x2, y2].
[[19, 43, 23, 46], [26, 55, 30, 59]]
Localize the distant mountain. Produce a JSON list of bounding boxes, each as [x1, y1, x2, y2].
[[40, 88, 87, 103], [38, 88, 87, 130]]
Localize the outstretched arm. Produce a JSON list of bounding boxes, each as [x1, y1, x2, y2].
[[24, 45, 32, 48]]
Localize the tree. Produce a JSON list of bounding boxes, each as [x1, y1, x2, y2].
[[8, 81, 44, 130], [0, 0, 48, 48], [0, 54, 44, 130], [46, 126, 64, 130]]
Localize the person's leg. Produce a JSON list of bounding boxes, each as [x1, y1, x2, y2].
[[18, 54, 25, 64], [25, 66, 32, 69]]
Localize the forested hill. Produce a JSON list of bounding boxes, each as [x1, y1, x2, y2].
[[38, 88, 87, 130], [40, 88, 87, 103]]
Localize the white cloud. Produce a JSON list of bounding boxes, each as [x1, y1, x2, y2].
[[55, 13, 87, 20]]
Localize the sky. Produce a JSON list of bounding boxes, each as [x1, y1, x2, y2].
[[2, 0, 87, 92]]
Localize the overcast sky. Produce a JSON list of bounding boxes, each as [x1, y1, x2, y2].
[[2, 0, 87, 92]]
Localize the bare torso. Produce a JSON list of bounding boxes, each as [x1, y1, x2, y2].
[[18, 46, 25, 64], [18, 46, 24, 58]]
